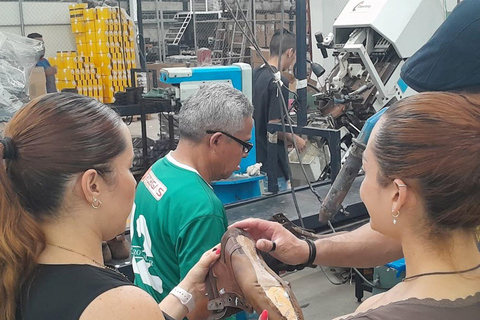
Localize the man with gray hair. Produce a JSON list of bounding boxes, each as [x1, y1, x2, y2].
[[131, 83, 254, 320]]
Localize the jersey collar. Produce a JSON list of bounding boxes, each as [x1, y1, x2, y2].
[[166, 151, 213, 189]]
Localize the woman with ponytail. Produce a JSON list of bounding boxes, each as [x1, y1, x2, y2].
[[0, 93, 222, 320]]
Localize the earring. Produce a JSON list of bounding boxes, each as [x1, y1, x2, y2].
[[392, 210, 400, 224], [92, 197, 102, 209]]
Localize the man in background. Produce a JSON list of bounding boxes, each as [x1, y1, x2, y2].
[[131, 83, 254, 320], [252, 29, 306, 191], [27, 33, 57, 93]]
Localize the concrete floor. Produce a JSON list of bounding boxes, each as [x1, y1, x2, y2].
[[126, 117, 370, 320], [284, 267, 370, 320], [126, 116, 164, 140]]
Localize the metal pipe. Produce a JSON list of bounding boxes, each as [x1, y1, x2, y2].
[[252, 0, 256, 39], [154, 0, 162, 62], [136, 0, 146, 69], [19, 0, 25, 36], [296, 0, 308, 127], [192, 0, 198, 52], [159, 0, 167, 62]]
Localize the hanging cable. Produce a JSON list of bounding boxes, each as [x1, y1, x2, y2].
[[228, 1, 322, 192], [227, 0, 324, 203], [221, 4, 392, 290]]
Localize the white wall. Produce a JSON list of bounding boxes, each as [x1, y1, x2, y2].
[[0, 2, 76, 58], [309, 0, 350, 85]]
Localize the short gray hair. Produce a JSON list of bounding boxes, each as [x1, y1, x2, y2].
[[178, 83, 253, 142]]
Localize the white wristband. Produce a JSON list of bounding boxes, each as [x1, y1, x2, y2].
[[170, 286, 195, 313]]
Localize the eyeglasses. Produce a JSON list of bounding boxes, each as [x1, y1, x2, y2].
[[206, 130, 253, 154]]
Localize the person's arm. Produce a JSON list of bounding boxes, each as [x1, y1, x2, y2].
[[267, 82, 307, 152], [80, 285, 166, 320], [269, 120, 307, 152], [230, 219, 403, 268], [314, 223, 403, 267], [160, 247, 221, 320], [176, 215, 227, 320], [37, 59, 57, 76], [44, 65, 57, 76]]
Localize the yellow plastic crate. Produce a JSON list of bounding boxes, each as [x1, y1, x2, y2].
[[96, 29, 108, 42], [84, 8, 96, 21], [75, 32, 86, 45], [84, 29, 96, 41], [104, 96, 114, 104], [84, 21, 96, 33], [56, 80, 76, 91], [69, 3, 87, 19], [96, 7, 111, 20], [71, 20, 85, 33], [57, 68, 75, 81], [94, 19, 108, 31]]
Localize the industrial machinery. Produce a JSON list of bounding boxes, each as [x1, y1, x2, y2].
[[158, 63, 265, 204], [312, 0, 444, 131], [304, 0, 445, 221]]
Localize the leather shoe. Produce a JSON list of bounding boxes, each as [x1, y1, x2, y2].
[[206, 228, 304, 320]]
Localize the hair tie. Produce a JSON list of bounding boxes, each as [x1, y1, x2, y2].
[[1, 137, 17, 159]]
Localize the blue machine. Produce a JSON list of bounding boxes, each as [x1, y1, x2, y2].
[[159, 63, 265, 204]]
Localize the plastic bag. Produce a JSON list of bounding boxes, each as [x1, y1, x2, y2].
[[0, 31, 43, 122]]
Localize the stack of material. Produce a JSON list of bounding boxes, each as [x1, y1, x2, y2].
[[49, 4, 137, 103]]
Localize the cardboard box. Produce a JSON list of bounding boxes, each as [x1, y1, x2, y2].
[[249, 46, 295, 90], [28, 67, 47, 99], [250, 47, 270, 69]]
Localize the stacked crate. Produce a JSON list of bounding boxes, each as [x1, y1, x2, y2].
[[51, 4, 137, 103], [51, 51, 77, 92]]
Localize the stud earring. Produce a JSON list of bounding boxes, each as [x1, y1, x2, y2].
[[392, 210, 400, 224], [92, 197, 102, 209]]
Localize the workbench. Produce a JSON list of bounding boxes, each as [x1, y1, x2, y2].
[[225, 175, 367, 232]]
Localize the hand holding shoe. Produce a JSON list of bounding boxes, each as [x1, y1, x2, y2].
[[229, 219, 311, 267], [178, 245, 221, 302], [206, 229, 303, 320], [161, 245, 221, 320]]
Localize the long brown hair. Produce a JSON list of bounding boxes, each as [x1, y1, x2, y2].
[[374, 92, 480, 234], [0, 93, 126, 319]]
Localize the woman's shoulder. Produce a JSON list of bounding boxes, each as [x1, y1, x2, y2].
[[21, 264, 135, 320], [80, 285, 164, 320], [32, 264, 163, 320], [335, 291, 480, 320], [34, 263, 131, 286]]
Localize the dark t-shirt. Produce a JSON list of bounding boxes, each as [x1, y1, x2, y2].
[[340, 292, 480, 320], [17, 264, 133, 320], [400, 0, 480, 92], [252, 65, 290, 180]]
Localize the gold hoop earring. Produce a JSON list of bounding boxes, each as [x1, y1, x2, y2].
[[392, 210, 400, 224], [92, 197, 102, 209]]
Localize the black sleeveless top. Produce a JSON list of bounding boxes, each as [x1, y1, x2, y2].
[[17, 264, 133, 320]]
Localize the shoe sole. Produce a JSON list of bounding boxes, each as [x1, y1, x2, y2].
[[235, 233, 302, 320]]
